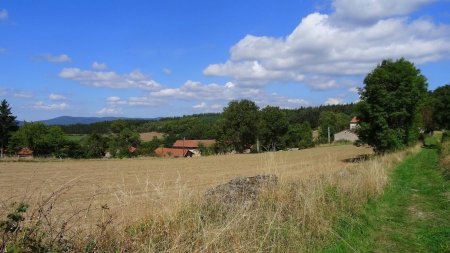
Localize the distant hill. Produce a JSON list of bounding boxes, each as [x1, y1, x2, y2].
[[19, 116, 157, 126]]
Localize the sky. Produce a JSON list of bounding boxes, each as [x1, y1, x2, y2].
[[1, 0, 450, 121]]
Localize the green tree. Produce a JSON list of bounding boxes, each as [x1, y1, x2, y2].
[[357, 59, 428, 154], [0, 100, 18, 157], [8, 123, 66, 156], [216, 100, 259, 153], [284, 122, 313, 149], [109, 128, 140, 158], [432, 84, 450, 130], [83, 133, 108, 158], [259, 106, 288, 151]]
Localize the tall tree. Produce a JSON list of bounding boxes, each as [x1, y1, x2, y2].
[[216, 100, 259, 153], [432, 84, 450, 130], [357, 59, 428, 154], [259, 106, 288, 151], [0, 100, 18, 157]]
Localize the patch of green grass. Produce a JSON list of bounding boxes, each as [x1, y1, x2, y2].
[[64, 134, 86, 142], [324, 142, 450, 252]]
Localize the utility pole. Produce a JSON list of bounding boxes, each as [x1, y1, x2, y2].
[[328, 126, 331, 144]]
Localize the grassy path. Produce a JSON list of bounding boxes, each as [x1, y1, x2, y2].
[[325, 147, 450, 252]]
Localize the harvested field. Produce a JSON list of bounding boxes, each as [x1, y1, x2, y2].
[[139, 131, 165, 141], [0, 145, 371, 227]]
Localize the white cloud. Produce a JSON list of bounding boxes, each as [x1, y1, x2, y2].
[[348, 87, 360, 93], [332, 0, 434, 23], [106, 96, 127, 105], [192, 102, 224, 113], [92, 61, 108, 70], [49, 93, 66, 100], [59, 68, 161, 90], [37, 54, 71, 63], [193, 102, 207, 109], [96, 107, 122, 115], [325, 97, 344, 105], [0, 9, 8, 20], [33, 101, 68, 110], [14, 91, 33, 98], [163, 68, 172, 75], [204, 1, 450, 90]]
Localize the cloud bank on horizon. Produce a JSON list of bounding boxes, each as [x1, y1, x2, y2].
[[1, 0, 450, 120]]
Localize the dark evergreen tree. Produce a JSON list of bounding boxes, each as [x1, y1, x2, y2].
[[432, 84, 450, 130], [0, 100, 18, 157]]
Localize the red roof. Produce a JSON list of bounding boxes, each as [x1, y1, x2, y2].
[[172, 139, 216, 149], [154, 147, 188, 157], [128, 146, 137, 153], [17, 147, 33, 156], [350, 117, 360, 123]]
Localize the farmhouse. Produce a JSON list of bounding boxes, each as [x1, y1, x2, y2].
[[350, 116, 359, 130], [334, 117, 360, 143], [334, 130, 359, 142], [154, 139, 216, 158], [17, 147, 33, 158], [154, 147, 194, 158]]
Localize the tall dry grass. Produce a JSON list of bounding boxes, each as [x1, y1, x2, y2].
[[0, 148, 412, 252]]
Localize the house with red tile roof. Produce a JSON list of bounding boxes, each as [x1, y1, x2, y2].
[[154, 147, 193, 158], [350, 117, 359, 130]]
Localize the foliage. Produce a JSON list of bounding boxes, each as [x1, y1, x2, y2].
[[259, 106, 289, 151], [357, 59, 428, 153], [318, 111, 350, 143], [108, 128, 140, 158], [216, 100, 260, 153], [138, 137, 164, 156], [432, 84, 450, 130], [8, 122, 68, 157], [0, 100, 18, 157], [83, 133, 109, 158], [284, 122, 314, 149]]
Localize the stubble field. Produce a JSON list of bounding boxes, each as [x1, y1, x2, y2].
[[0, 145, 371, 227]]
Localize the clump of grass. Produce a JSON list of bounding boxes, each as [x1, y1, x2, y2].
[[1, 150, 407, 252]]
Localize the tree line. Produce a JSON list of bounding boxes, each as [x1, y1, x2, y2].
[[1, 58, 449, 158]]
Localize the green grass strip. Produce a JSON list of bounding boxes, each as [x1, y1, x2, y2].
[[323, 146, 450, 253]]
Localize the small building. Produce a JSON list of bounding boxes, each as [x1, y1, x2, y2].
[[350, 117, 359, 130], [334, 130, 359, 143], [128, 146, 137, 153], [17, 147, 33, 158], [154, 147, 194, 158]]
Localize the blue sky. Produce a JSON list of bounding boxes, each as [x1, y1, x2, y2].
[[1, 0, 450, 121]]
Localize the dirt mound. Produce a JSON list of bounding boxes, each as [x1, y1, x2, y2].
[[204, 175, 278, 208]]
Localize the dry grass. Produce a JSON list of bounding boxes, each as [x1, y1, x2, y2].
[[140, 132, 165, 142], [1, 144, 411, 252]]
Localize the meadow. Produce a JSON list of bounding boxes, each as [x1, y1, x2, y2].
[[0, 145, 370, 225], [2, 144, 417, 252]]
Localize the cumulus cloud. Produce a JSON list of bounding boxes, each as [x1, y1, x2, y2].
[[14, 91, 33, 98], [33, 101, 68, 110], [325, 97, 344, 105], [59, 68, 161, 90], [92, 61, 108, 70], [49, 93, 66, 100], [163, 68, 172, 75], [204, 0, 450, 90], [37, 54, 71, 63], [0, 9, 8, 20], [332, 0, 434, 23], [96, 107, 122, 115]]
